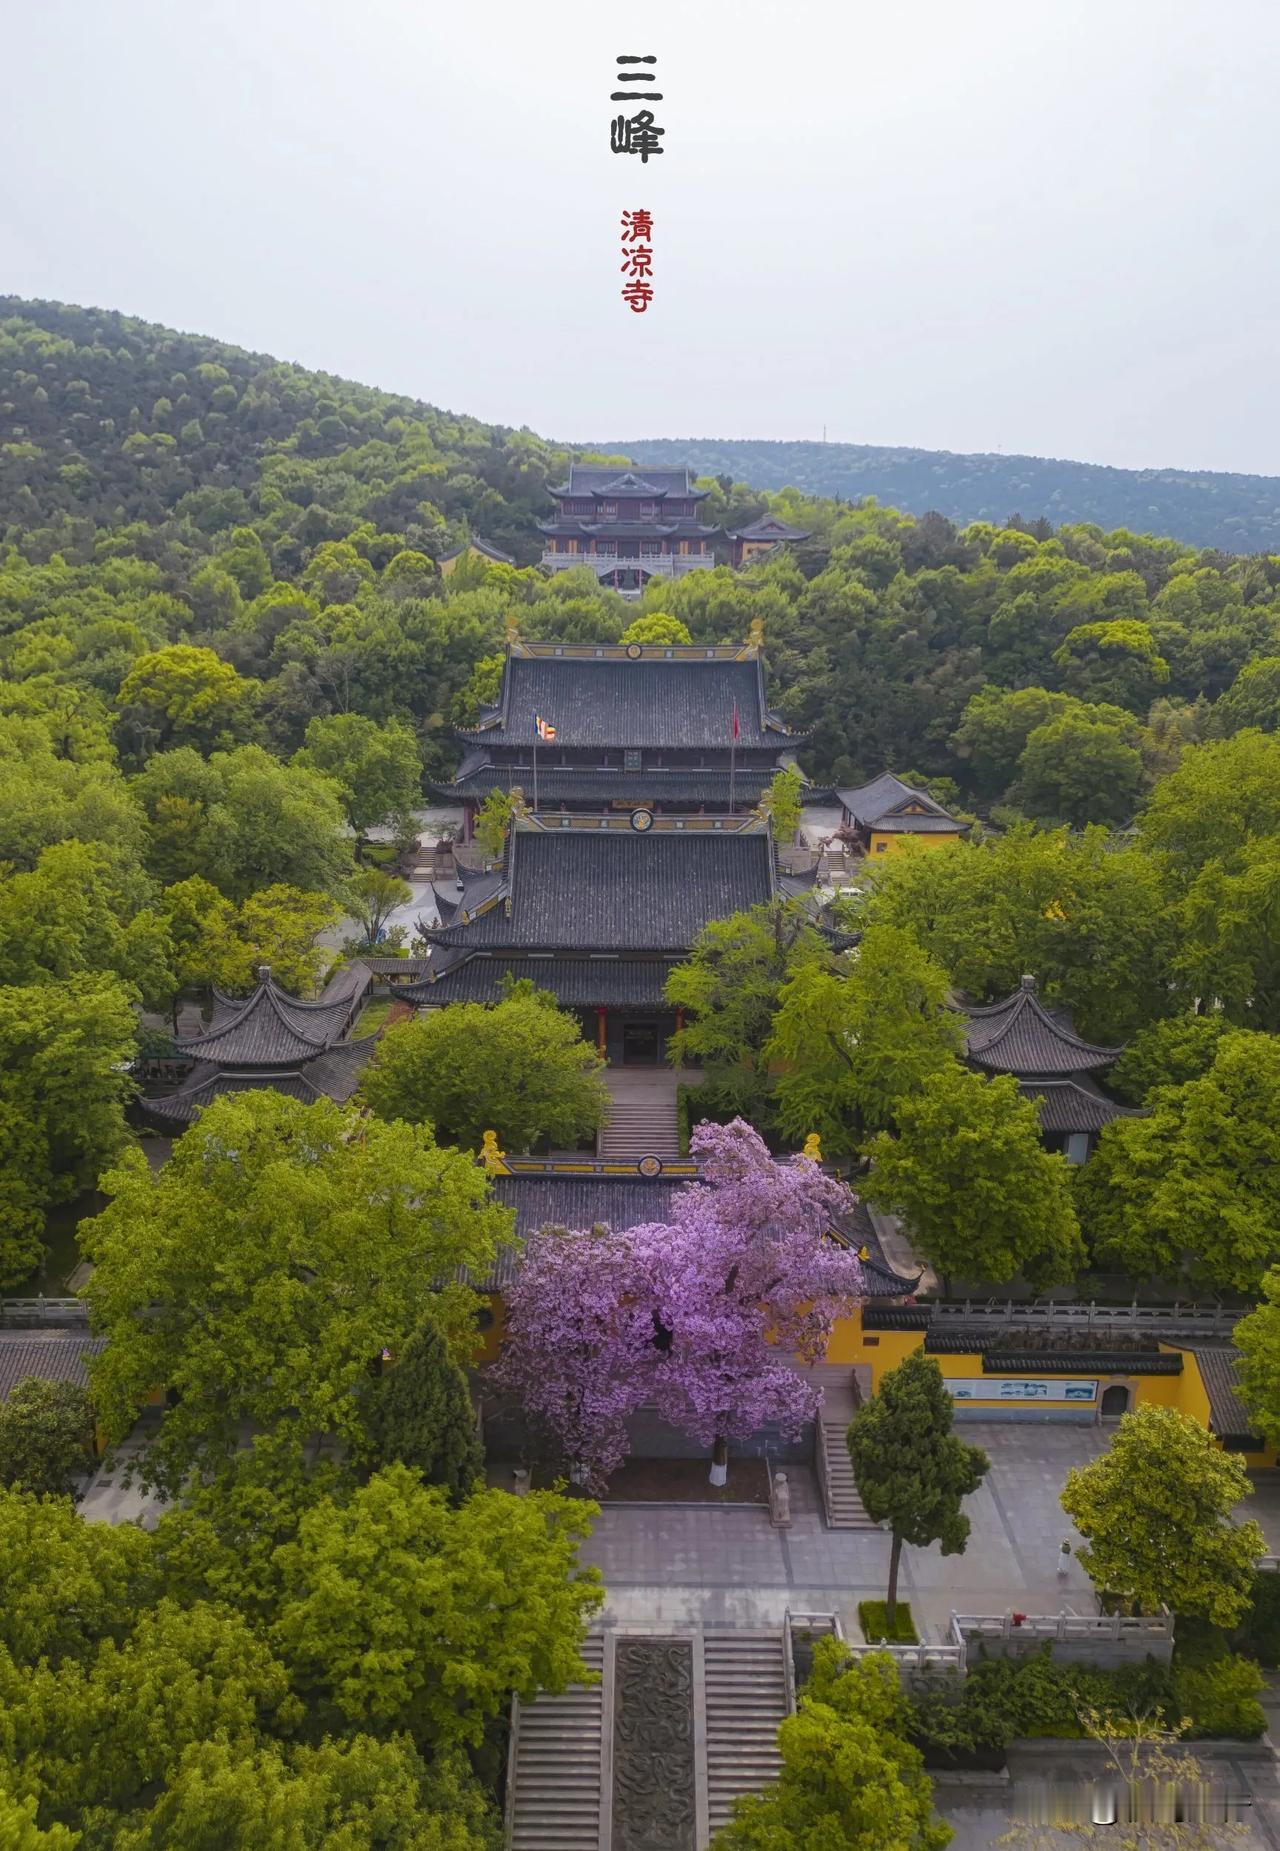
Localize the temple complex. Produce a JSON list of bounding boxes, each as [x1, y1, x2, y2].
[[402, 812, 807, 1065], [439, 636, 808, 837], [538, 465, 718, 595], [958, 974, 1137, 1162], [141, 963, 374, 1128]]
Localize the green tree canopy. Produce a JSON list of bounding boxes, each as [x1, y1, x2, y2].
[[0, 975, 138, 1288], [666, 899, 828, 1117], [711, 1645, 950, 1851], [1235, 1270, 1280, 1451], [0, 1380, 95, 1501], [473, 786, 516, 862], [112, 1736, 499, 1851], [296, 712, 422, 838], [861, 823, 1176, 1043], [115, 643, 260, 757], [1075, 1029, 1280, 1292], [361, 982, 609, 1154], [763, 764, 803, 843], [1138, 731, 1280, 885], [82, 1092, 512, 1492], [618, 612, 693, 646], [863, 1063, 1085, 1289], [1060, 1405, 1264, 1625], [0, 840, 172, 1008], [344, 867, 413, 950], [358, 1316, 483, 1503], [271, 1465, 601, 1745], [847, 1352, 988, 1623], [1108, 1012, 1230, 1104], [133, 744, 353, 898], [766, 924, 963, 1156], [1014, 709, 1146, 828], [950, 685, 1076, 796], [1210, 656, 1280, 737]]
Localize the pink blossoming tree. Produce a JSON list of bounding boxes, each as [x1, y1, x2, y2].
[[492, 1119, 863, 1487]]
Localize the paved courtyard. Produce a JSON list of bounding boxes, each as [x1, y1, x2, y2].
[[580, 1425, 1280, 1642]]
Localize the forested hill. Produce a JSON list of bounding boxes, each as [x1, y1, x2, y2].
[[601, 437, 1280, 554]]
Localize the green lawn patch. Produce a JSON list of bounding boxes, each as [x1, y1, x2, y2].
[[353, 999, 393, 1037], [858, 1600, 919, 1644]]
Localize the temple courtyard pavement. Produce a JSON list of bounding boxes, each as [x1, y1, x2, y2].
[[578, 1425, 1280, 1642]]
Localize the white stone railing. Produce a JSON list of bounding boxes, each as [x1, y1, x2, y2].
[[950, 1609, 1174, 1648], [541, 552, 715, 578], [1, 1296, 88, 1326], [844, 1640, 967, 1672]]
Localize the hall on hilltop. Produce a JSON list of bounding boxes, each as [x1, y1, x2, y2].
[[538, 464, 719, 595], [437, 632, 809, 837]]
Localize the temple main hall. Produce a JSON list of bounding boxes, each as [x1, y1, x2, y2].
[[438, 635, 808, 840]]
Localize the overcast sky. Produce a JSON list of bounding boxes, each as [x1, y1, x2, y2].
[[5, 0, 1280, 473]]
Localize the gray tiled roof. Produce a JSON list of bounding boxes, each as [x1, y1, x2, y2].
[[406, 955, 678, 1008], [1186, 1347, 1260, 1447], [428, 829, 776, 952], [551, 465, 707, 499], [142, 1039, 375, 1125], [1018, 1076, 1138, 1133], [838, 773, 955, 828], [177, 973, 362, 1066], [0, 1331, 105, 1400], [462, 656, 779, 749], [438, 535, 515, 564], [436, 768, 776, 805], [964, 981, 1121, 1077], [473, 1174, 915, 1298], [729, 517, 811, 541]]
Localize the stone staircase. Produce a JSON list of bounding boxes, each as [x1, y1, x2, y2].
[[505, 1628, 791, 1848], [506, 1633, 605, 1850], [597, 1068, 683, 1164], [703, 1630, 789, 1837], [818, 1415, 879, 1529], [786, 1360, 880, 1531]]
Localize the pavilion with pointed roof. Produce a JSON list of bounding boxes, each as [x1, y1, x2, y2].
[[958, 974, 1139, 1162], [141, 963, 375, 1128], [438, 635, 809, 836], [539, 463, 718, 596]]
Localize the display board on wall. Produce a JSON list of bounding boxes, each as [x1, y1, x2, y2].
[[943, 1378, 1098, 1404]]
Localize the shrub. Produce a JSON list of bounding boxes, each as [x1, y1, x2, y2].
[[1171, 1651, 1266, 1740], [859, 1599, 920, 1644]]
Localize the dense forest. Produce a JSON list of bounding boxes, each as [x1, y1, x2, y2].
[[605, 436, 1280, 553]]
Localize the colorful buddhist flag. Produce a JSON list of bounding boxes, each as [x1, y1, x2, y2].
[[731, 700, 740, 741], [535, 714, 557, 741]]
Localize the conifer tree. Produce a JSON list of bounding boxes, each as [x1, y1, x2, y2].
[[846, 1352, 988, 1625], [359, 1315, 484, 1503]]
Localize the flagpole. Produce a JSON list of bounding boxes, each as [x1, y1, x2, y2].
[[533, 728, 539, 813], [729, 708, 737, 814]]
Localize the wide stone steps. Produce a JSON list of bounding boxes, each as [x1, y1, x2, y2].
[[597, 1094, 682, 1162], [703, 1631, 788, 1836], [820, 1418, 879, 1529], [508, 1634, 605, 1851]]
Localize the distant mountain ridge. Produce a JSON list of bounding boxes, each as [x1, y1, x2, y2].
[[597, 438, 1280, 553]]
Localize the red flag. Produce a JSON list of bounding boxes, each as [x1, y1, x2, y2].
[[731, 700, 740, 742]]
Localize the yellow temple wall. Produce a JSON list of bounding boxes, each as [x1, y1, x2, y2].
[[869, 828, 964, 856]]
